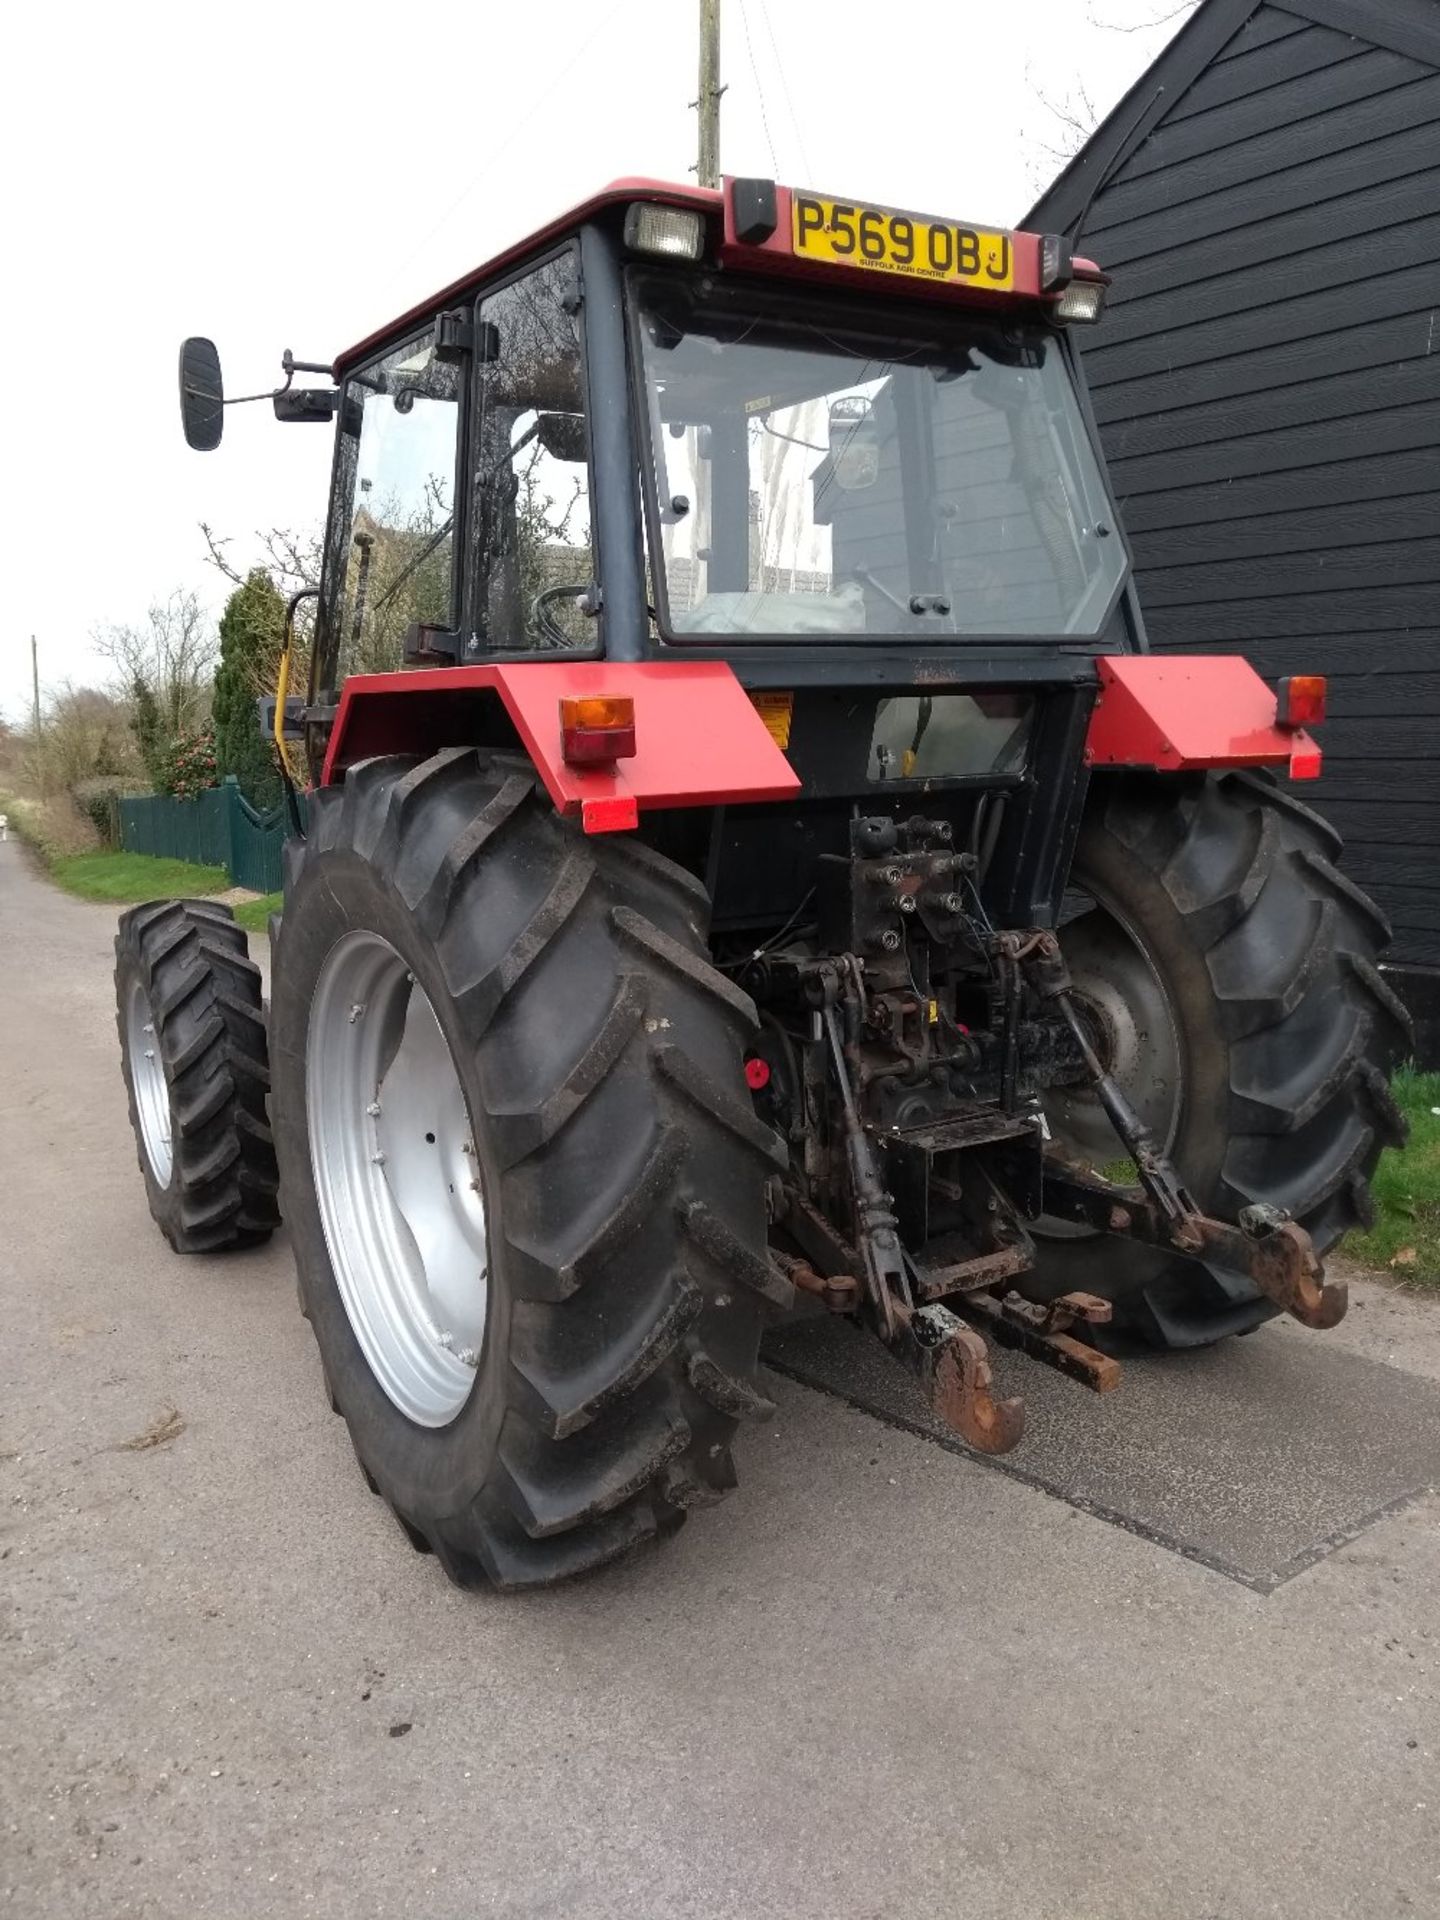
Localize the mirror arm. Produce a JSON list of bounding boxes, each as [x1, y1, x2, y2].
[[225, 348, 335, 408]]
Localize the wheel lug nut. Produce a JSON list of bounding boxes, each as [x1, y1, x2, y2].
[[366, 1101, 381, 1118], [348, 1003, 365, 1023], [371, 1151, 386, 1166]]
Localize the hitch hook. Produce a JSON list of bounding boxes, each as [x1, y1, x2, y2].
[[896, 1302, 1026, 1456], [1233, 1206, 1348, 1329]]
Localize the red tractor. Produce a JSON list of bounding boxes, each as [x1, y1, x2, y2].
[[116, 177, 1407, 1587]]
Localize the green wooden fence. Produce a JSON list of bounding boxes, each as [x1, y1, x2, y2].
[[118, 777, 304, 894]]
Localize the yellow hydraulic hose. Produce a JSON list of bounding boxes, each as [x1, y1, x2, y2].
[[272, 637, 306, 791], [272, 588, 321, 800]]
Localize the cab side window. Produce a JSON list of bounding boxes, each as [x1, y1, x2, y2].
[[332, 330, 462, 676], [470, 251, 594, 651]]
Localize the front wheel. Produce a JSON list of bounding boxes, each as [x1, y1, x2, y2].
[[114, 899, 279, 1252], [1028, 770, 1410, 1348], [268, 750, 790, 1589]]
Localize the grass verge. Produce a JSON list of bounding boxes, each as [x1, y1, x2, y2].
[[1343, 1068, 1440, 1288], [32, 841, 278, 939], [48, 850, 231, 904], [233, 892, 281, 936]]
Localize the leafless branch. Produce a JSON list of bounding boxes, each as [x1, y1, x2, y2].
[[200, 523, 326, 599], [1089, 1, 1196, 31], [199, 523, 245, 586], [256, 526, 325, 595], [1028, 68, 1103, 166]]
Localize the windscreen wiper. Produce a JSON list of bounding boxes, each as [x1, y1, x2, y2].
[[368, 516, 455, 622]]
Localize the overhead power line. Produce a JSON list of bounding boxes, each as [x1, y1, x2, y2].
[[737, 0, 780, 177], [756, 0, 814, 181], [392, 0, 634, 285]]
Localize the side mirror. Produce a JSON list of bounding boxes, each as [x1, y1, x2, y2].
[[535, 411, 587, 463], [179, 337, 224, 451], [828, 396, 879, 492]]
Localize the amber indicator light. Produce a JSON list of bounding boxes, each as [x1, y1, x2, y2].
[[559, 695, 637, 764]]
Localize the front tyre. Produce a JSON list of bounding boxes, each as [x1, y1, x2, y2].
[[269, 750, 789, 1590], [1031, 770, 1410, 1348], [114, 899, 279, 1252]]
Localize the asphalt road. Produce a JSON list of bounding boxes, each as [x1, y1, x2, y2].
[[3, 831, 1438, 1920]]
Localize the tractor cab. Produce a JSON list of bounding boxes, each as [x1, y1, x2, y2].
[[183, 178, 1128, 752], [139, 177, 1403, 1590], [309, 179, 1126, 678]]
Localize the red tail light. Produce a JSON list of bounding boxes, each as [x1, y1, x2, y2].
[[1276, 675, 1326, 729]]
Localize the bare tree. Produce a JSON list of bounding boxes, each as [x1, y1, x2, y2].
[[1023, 2, 1199, 194], [94, 590, 216, 739], [201, 522, 324, 598], [15, 683, 140, 798], [1028, 69, 1103, 170]]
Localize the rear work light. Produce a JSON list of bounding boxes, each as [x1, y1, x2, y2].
[[624, 203, 705, 261], [560, 694, 637, 765], [1276, 675, 1327, 729], [1055, 279, 1106, 325]]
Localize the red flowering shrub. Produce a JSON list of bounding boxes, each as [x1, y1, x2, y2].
[[157, 724, 219, 800]]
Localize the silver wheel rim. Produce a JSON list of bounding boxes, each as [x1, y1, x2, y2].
[[307, 933, 489, 1427], [126, 979, 173, 1188], [1038, 887, 1184, 1240]]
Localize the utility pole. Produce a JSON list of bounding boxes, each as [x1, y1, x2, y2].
[[31, 636, 40, 740], [696, 0, 723, 189]]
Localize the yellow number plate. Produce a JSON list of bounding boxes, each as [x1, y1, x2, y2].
[[790, 192, 1014, 292]]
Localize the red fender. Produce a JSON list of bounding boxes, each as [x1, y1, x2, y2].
[[1086, 656, 1321, 781], [321, 660, 800, 833]]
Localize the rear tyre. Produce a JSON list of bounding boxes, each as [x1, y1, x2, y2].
[[114, 899, 280, 1252], [268, 749, 788, 1590], [1030, 770, 1410, 1348]]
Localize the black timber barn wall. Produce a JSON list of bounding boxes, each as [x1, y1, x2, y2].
[[1027, 0, 1440, 1051]]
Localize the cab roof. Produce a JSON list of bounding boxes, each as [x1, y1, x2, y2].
[[334, 175, 1095, 375], [335, 178, 717, 374]]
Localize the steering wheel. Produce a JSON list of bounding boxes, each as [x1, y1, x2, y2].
[[529, 581, 594, 648]]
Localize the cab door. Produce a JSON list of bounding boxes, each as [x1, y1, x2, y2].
[[464, 246, 598, 657]]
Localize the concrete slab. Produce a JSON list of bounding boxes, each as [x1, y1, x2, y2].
[[765, 1307, 1440, 1589]]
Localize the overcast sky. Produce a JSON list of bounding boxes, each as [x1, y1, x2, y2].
[[0, 0, 1189, 721]]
